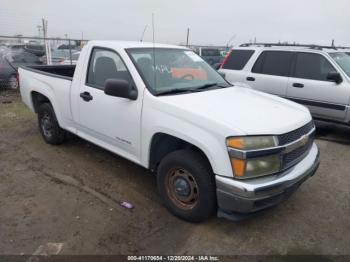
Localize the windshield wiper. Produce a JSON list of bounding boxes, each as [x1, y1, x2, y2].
[[192, 82, 230, 91], [194, 82, 218, 90], [156, 83, 231, 96], [156, 88, 195, 96]]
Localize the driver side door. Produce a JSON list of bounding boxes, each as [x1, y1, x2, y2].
[[287, 52, 349, 121], [77, 47, 143, 163]]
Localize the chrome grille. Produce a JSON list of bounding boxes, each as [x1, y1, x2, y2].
[[278, 121, 314, 146], [282, 132, 314, 170], [279, 121, 315, 170]]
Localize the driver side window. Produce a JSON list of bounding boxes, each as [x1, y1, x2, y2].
[[86, 48, 131, 89], [294, 52, 336, 81]]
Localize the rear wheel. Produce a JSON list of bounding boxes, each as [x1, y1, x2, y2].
[[37, 103, 66, 145], [157, 149, 216, 222]]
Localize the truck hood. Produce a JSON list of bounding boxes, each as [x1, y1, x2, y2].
[[157, 86, 312, 135]]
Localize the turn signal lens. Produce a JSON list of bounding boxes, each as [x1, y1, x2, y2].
[[227, 137, 244, 149], [231, 158, 246, 177]]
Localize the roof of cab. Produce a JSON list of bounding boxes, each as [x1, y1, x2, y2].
[[87, 40, 188, 50]]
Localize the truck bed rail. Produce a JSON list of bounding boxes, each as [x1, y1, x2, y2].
[[20, 65, 76, 81]]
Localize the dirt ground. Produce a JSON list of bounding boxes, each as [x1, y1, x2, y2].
[[0, 90, 349, 255]]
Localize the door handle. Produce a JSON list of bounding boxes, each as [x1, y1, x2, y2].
[[80, 91, 93, 102], [246, 76, 255, 81], [292, 83, 304, 88]]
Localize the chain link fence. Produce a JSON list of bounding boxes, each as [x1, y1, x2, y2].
[[0, 35, 88, 90], [0, 35, 231, 90]]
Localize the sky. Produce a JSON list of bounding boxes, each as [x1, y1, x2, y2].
[[0, 0, 349, 46]]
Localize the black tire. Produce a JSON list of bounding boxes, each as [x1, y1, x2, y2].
[[157, 149, 216, 222], [37, 103, 66, 145]]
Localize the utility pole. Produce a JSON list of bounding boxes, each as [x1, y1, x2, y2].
[[186, 28, 190, 47], [42, 18, 52, 65], [37, 25, 42, 38]]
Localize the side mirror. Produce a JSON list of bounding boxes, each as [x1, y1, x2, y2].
[[327, 72, 342, 84], [212, 63, 222, 71], [104, 79, 138, 100]]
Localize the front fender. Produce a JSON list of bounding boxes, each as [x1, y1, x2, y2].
[[141, 109, 234, 178]]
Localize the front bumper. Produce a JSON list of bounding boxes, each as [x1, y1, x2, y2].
[[216, 142, 320, 220]]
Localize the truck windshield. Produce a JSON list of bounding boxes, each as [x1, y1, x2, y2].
[[329, 52, 350, 77], [127, 48, 230, 95]]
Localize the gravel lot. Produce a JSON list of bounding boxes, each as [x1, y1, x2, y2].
[[0, 90, 349, 255]]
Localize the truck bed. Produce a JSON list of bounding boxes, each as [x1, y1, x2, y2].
[[19, 64, 76, 129], [21, 65, 76, 80]]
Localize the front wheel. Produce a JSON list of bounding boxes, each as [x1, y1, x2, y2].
[[37, 103, 66, 145], [157, 149, 216, 222]]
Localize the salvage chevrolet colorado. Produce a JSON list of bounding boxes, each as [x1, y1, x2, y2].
[[19, 41, 320, 222]]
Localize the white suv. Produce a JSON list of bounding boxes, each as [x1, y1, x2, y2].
[[219, 44, 350, 125]]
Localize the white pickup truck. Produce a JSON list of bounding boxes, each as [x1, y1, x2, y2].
[[19, 41, 320, 222]]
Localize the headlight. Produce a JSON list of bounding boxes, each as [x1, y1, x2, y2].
[[227, 136, 278, 150], [227, 136, 280, 179], [231, 155, 280, 178]]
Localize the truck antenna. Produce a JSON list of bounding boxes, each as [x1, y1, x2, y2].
[[140, 25, 148, 42]]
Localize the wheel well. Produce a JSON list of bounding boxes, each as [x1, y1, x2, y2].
[[31, 92, 50, 113], [149, 133, 212, 173]]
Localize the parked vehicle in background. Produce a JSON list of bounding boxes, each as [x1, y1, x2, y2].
[[41, 49, 72, 64], [0, 56, 18, 89], [24, 44, 45, 57], [9, 44, 45, 57], [195, 47, 223, 65], [40, 50, 81, 65], [0, 50, 43, 89], [57, 44, 80, 51], [61, 52, 80, 65], [0, 45, 9, 53], [5, 50, 43, 68], [212, 62, 222, 70], [19, 41, 319, 222], [220, 43, 350, 125]]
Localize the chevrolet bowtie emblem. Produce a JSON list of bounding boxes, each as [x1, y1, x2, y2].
[[299, 134, 309, 147], [283, 134, 309, 154]]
